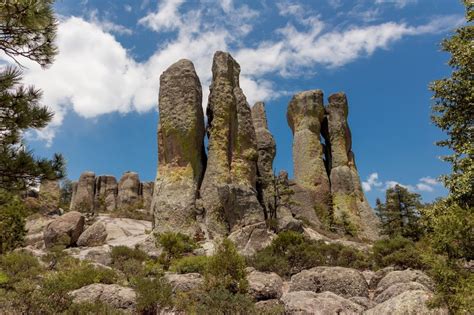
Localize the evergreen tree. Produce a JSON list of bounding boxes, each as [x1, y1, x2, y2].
[[376, 185, 423, 241], [0, 0, 64, 192]]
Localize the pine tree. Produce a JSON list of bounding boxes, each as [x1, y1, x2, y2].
[[376, 185, 423, 241], [0, 0, 64, 192]]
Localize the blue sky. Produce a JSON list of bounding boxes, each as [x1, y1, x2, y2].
[[9, 0, 466, 205]]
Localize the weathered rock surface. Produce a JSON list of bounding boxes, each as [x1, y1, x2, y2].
[[25, 215, 55, 247], [349, 296, 376, 310], [94, 175, 118, 211], [368, 266, 397, 290], [247, 270, 283, 300], [282, 291, 365, 315], [70, 172, 96, 212], [117, 172, 141, 209], [141, 182, 154, 212], [39, 179, 61, 208], [289, 266, 368, 298], [77, 221, 107, 247], [70, 284, 136, 311], [364, 290, 449, 315], [287, 90, 331, 225], [322, 93, 379, 240], [152, 59, 206, 237], [200, 51, 263, 238], [375, 269, 434, 296], [163, 272, 204, 293], [255, 299, 284, 314], [374, 281, 430, 304], [43, 211, 85, 248], [228, 222, 274, 256]]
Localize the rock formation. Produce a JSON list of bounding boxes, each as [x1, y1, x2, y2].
[[140, 182, 154, 213], [151, 59, 206, 236], [117, 172, 141, 209], [287, 90, 332, 224], [252, 102, 276, 218], [200, 51, 264, 239], [70, 171, 96, 212], [39, 179, 61, 207], [94, 175, 118, 211], [322, 92, 379, 240]]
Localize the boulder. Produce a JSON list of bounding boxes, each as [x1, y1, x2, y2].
[[281, 291, 365, 315], [349, 296, 376, 310], [65, 245, 112, 266], [289, 266, 368, 298], [152, 59, 206, 237], [25, 215, 55, 247], [374, 281, 430, 304], [94, 175, 118, 211], [77, 221, 107, 247], [368, 266, 397, 290], [375, 269, 434, 296], [254, 299, 284, 314], [163, 272, 204, 293], [287, 90, 331, 224], [117, 172, 141, 209], [228, 222, 275, 256], [70, 283, 136, 311], [200, 51, 264, 238], [322, 93, 379, 240], [43, 211, 85, 248], [247, 270, 283, 300], [70, 172, 96, 212], [364, 290, 448, 315]]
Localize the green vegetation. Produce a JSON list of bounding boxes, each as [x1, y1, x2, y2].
[[156, 232, 197, 269], [372, 236, 426, 269], [171, 255, 209, 274], [135, 277, 173, 314], [375, 185, 424, 241], [0, 191, 27, 254]]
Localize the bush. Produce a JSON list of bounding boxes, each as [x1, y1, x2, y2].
[[372, 236, 426, 269], [110, 246, 149, 281], [171, 255, 209, 274], [249, 231, 370, 277], [0, 192, 27, 254], [66, 301, 126, 315], [135, 277, 173, 314], [0, 251, 43, 284], [156, 232, 197, 269], [186, 286, 256, 315]]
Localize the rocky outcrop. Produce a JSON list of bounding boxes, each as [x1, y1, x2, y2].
[[151, 59, 206, 236], [247, 270, 283, 300], [43, 211, 85, 248], [374, 281, 430, 304], [117, 172, 141, 209], [163, 272, 204, 293], [322, 92, 379, 240], [70, 171, 96, 212], [282, 291, 365, 315], [70, 284, 136, 311], [141, 182, 154, 212], [77, 221, 107, 247], [289, 266, 368, 298], [374, 269, 434, 295], [200, 51, 264, 238], [287, 90, 331, 225], [94, 175, 118, 211], [39, 179, 61, 208]]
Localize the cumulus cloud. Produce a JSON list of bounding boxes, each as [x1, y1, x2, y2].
[[375, 0, 417, 8], [362, 173, 442, 193], [362, 172, 382, 192], [3, 1, 463, 145]]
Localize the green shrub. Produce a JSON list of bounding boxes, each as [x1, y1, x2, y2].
[[156, 232, 197, 269], [0, 192, 27, 254], [66, 301, 126, 314], [248, 231, 371, 277], [372, 236, 426, 269], [0, 251, 43, 284], [205, 239, 248, 294], [171, 255, 209, 274], [111, 245, 149, 262], [135, 277, 173, 314], [111, 245, 149, 279]]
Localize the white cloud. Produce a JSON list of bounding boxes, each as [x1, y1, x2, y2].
[[88, 10, 133, 35], [420, 176, 440, 186], [362, 172, 383, 192], [138, 0, 185, 32], [124, 5, 132, 12], [375, 0, 417, 8], [363, 173, 442, 193]]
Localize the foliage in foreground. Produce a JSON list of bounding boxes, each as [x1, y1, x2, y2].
[[0, 191, 27, 254]]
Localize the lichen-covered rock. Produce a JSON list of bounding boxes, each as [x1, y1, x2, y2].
[[375, 269, 434, 295], [255, 299, 284, 314], [322, 92, 379, 240], [200, 51, 264, 238], [141, 181, 154, 213], [43, 211, 85, 248], [368, 266, 398, 290], [289, 266, 369, 298], [70, 172, 96, 212], [163, 272, 204, 293], [39, 179, 61, 208], [117, 172, 141, 209], [152, 59, 206, 237], [364, 290, 448, 315], [349, 296, 376, 310], [282, 291, 365, 315], [248, 270, 283, 300], [70, 283, 136, 311], [77, 221, 107, 247], [287, 90, 331, 225], [374, 281, 430, 304], [94, 175, 118, 211]]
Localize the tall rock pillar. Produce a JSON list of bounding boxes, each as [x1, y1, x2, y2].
[[200, 51, 265, 239], [324, 92, 379, 240], [287, 90, 331, 224], [151, 59, 206, 236], [70, 171, 96, 212]]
